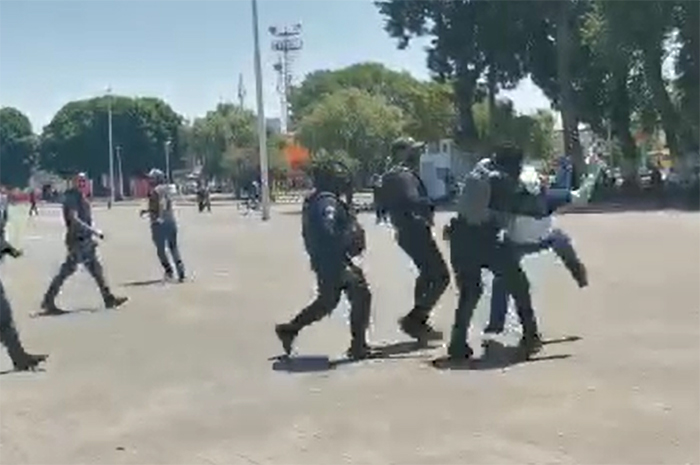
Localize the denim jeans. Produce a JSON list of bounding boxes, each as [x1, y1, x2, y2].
[[487, 228, 577, 332], [151, 221, 185, 279]]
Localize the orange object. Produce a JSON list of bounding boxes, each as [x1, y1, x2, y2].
[[284, 139, 310, 169]]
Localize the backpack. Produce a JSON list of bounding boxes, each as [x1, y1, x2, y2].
[[456, 159, 493, 226]]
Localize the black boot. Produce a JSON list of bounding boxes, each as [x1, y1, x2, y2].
[[40, 300, 68, 315], [517, 331, 543, 360], [399, 313, 443, 342], [346, 340, 376, 360], [275, 323, 298, 356], [105, 295, 128, 309], [13, 353, 49, 371]]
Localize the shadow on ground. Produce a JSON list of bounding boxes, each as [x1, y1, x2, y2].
[[29, 308, 100, 318], [430, 335, 580, 371], [121, 279, 164, 287], [269, 340, 438, 373]]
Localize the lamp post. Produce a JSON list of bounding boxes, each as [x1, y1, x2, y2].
[[251, 0, 270, 221], [106, 87, 115, 207], [164, 139, 172, 183], [115, 145, 124, 199]]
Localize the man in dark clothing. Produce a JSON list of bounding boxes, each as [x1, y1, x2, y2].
[[1, 206, 47, 371], [275, 161, 374, 360], [140, 169, 186, 282], [41, 173, 127, 314], [444, 146, 546, 361], [28, 190, 39, 216], [380, 137, 449, 342]]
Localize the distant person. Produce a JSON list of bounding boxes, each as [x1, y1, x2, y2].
[[28, 189, 38, 216], [141, 169, 186, 282], [196, 182, 211, 213], [40, 173, 127, 314]]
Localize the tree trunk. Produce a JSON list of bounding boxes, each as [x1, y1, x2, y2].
[[487, 64, 498, 143], [556, 0, 584, 187], [610, 65, 638, 187], [453, 66, 480, 148], [642, 46, 682, 159]]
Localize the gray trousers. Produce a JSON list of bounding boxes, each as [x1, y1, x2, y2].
[[151, 222, 185, 279], [43, 239, 112, 305], [0, 278, 25, 362]]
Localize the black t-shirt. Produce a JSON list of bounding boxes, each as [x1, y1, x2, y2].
[[62, 188, 92, 241]]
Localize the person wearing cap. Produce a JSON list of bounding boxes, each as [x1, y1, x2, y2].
[[379, 137, 449, 342], [40, 173, 127, 314], [275, 160, 374, 360], [140, 168, 186, 282]]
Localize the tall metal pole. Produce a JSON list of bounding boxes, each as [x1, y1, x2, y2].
[[164, 140, 172, 183], [107, 87, 115, 207], [116, 146, 124, 199], [252, 0, 270, 221]]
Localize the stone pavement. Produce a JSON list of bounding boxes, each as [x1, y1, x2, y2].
[[0, 204, 698, 464]]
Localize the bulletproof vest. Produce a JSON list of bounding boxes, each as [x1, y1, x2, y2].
[[380, 166, 430, 216], [302, 191, 364, 261], [456, 160, 493, 226]]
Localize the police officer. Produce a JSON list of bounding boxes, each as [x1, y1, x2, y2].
[[41, 173, 127, 314], [1, 197, 48, 370], [444, 145, 544, 361], [380, 137, 449, 341], [275, 160, 374, 360], [140, 169, 186, 282]]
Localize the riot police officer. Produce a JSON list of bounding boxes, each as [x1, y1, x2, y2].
[[41, 173, 127, 314], [380, 137, 449, 342], [1, 204, 47, 371], [275, 160, 373, 360], [444, 145, 544, 361]]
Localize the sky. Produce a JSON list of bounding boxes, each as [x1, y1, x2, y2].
[[0, 0, 551, 132]]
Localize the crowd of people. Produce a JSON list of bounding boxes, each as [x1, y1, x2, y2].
[[1, 138, 601, 372]]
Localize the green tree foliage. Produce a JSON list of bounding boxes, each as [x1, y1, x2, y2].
[[296, 88, 405, 178], [0, 107, 36, 187], [40, 96, 183, 181], [674, 0, 699, 148], [188, 103, 287, 182], [290, 62, 455, 143]]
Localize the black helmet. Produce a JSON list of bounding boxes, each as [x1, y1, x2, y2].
[[492, 143, 524, 177], [310, 160, 351, 194], [391, 137, 425, 155]]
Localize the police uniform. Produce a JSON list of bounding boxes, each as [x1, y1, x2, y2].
[[41, 185, 125, 313], [1, 218, 47, 370], [381, 138, 449, 341], [275, 163, 373, 359], [445, 151, 543, 360]]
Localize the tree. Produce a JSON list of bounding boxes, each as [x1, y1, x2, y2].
[[296, 88, 405, 178], [674, 0, 699, 148], [290, 62, 455, 142], [0, 107, 36, 187], [40, 96, 183, 186]]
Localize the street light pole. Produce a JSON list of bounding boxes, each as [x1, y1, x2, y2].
[[107, 87, 115, 207], [116, 146, 124, 199], [164, 140, 172, 183], [252, 0, 271, 221]]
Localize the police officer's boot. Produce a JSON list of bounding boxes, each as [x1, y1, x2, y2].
[[104, 294, 128, 309], [40, 299, 68, 316], [275, 323, 298, 356], [517, 319, 543, 360], [2, 325, 48, 371], [447, 324, 474, 362]]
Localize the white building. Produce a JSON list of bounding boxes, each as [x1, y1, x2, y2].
[[419, 139, 477, 200]]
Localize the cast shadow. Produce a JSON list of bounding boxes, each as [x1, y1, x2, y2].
[[270, 340, 438, 373], [430, 337, 577, 371], [121, 279, 164, 288], [29, 308, 99, 319]]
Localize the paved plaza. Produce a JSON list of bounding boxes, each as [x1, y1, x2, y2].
[[1, 202, 698, 464]]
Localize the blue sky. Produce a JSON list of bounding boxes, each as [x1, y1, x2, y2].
[[0, 0, 550, 132]]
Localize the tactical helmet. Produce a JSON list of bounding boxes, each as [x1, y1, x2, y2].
[[310, 160, 351, 194], [147, 168, 166, 184], [493, 143, 524, 177]]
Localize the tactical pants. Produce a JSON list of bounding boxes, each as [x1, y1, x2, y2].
[[289, 262, 371, 344], [396, 224, 450, 323], [0, 279, 25, 363], [151, 222, 185, 279], [448, 225, 538, 352], [488, 228, 581, 331], [43, 239, 112, 305]]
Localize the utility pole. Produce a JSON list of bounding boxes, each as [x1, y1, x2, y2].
[[106, 87, 115, 207], [237, 73, 246, 108], [269, 22, 302, 135], [164, 140, 172, 183], [252, 0, 270, 221], [115, 146, 124, 199]]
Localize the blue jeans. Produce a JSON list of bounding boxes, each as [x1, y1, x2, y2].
[[486, 228, 578, 332], [151, 221, 185, 279]]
